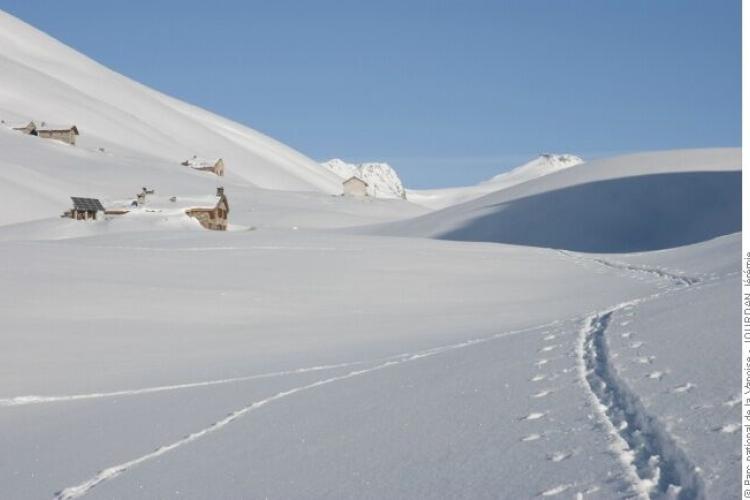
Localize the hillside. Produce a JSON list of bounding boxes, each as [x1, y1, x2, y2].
[[0, 9, 740, 500], [0, 11, 341, 194], [407, 153, 583, 209], [0, 11, 431, 230], [0, 125, 426, 230], [372, 148, 740, 253]]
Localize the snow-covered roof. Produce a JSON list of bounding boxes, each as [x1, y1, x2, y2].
[[182, 156, 221, 168], [107, 194, 223, 214], [5, 120, 35, 129], [343, 176, 368, 186], [37, 123, 78, 133]]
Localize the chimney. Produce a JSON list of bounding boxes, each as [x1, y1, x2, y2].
[[216, 186, 224, 197]]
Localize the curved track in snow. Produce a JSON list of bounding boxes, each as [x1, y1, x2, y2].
[[570, 253, 706, 499], [51, 321, 562, 499], [0, 361, 370, 407], [578, 308, 705, 499], [5, 250, 710, 499]]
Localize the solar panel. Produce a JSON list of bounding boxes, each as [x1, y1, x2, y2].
[[71, 197, 105, 212]]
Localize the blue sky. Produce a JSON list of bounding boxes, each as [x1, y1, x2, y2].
[[2, 0, 741, 188]]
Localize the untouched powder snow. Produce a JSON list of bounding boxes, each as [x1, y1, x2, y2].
[[407, 153, 583, 209], [321, 159, 407, 199]]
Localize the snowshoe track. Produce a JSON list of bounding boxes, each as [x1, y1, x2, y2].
[[578, 309, 705, 499]]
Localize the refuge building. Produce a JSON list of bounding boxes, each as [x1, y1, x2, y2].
[[8, 121, 79, 145], [37, 124, 79, 145], [184, 187, 230, 230], [342, 176, 368, 197]]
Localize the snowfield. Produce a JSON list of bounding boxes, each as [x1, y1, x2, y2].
[[0, 8, 740, 500], [0, 230, 738, 500]]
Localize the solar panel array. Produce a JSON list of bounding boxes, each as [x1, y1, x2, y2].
[[71, 197, 105, 212]]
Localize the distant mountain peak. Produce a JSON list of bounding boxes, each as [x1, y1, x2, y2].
[[485, 154, 584, 184], [539, 153, 581, 162], [321, 159, 407, 199]]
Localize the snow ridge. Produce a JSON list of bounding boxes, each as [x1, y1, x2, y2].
[[578, 309, 705, 499], [405, 153, 584, 210], [482, 153, 583, 186]]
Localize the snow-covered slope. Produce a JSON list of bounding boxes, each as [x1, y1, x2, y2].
[[0, 10, 342, 194], [0, 126, 425, 229], [321, 159, 406, 199], [0, 226, 738, 499], [375, 148, 740, 252], [407, 153, 583, 209], [0, 10, 739, 500]]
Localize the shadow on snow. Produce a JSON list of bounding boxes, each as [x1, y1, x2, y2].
[[436, 171, 740, 253]]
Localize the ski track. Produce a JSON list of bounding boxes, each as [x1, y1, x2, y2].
[[4, 320, 563, 410], [52, 319, 563, 499], [44, 249, 709, 499], [54, 360, 405, 500], [0, 361, 372, 408]]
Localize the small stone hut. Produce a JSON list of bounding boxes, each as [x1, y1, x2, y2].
[[342, 176, 368, 197], [37, 124, 79, 145], [8, 121, 79, 145], [185, 187, 230, 231], [182, 156, 224, 177]]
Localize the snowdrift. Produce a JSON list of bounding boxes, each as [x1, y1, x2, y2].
[[374, 149, 740, 253], [0, 10, 341, 193]]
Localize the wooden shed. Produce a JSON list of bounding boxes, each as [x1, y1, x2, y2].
[[181, 156, 225, 177], [185, 187, 230, 231], [342, 176, 368, 197], [37, 124, 79, 145]]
